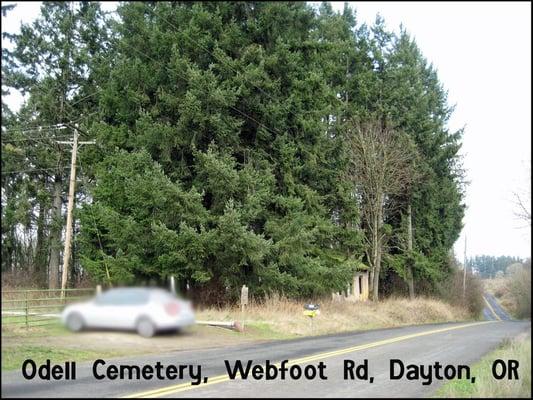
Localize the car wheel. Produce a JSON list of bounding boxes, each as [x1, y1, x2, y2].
[[136, 317, 156, 338], [66, 313, 84, 332]]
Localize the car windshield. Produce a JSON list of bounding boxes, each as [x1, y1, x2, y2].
[[95, 289, 149, 305]]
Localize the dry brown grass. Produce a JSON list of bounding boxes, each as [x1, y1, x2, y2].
[[484, 277, 508, 298], [196, 294, 472, 337]]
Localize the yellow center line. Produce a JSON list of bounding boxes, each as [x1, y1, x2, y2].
[[122, 320, 497, 398], [483, 296, 501, 321]]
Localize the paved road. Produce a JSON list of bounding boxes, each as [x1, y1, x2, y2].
[[2, 320, 530, 398], [483, 292, 512, 321]]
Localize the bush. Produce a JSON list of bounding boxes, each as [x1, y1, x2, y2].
[[509, 267, 531, 319], [437, 269, 484, 318], [494, 286, 506, 298]]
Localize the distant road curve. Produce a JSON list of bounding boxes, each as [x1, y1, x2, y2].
[[483, 292, 512, 321]]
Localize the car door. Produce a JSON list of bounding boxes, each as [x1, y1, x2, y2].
[[91, 289, 149, 329]]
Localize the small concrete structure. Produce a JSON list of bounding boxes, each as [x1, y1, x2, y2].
[[332, 271, 369, 302]]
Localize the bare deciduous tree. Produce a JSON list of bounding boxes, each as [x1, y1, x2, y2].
[[513, 164, 531, 227], [514, 192, 531, 225], [345, 119, 420, 301]]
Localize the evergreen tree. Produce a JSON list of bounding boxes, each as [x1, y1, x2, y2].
[[2, 2, 466, 304], [79, 2, 362, 301], [2, 2, 110, 286]]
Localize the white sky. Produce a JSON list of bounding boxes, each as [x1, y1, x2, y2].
[[2, 2, 531, 259]]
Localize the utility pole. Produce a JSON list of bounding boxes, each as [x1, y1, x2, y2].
[[463, 235, 467, 297], [57, 124, 95, 299]]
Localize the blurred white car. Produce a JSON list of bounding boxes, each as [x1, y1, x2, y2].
[[61, 287, 195, 337]]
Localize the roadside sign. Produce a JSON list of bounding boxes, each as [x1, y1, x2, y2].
[[303, 304, 320, 318], [241, 285, 248, 306]]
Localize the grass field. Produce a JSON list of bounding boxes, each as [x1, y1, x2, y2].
[[434, 333, 531, 398]]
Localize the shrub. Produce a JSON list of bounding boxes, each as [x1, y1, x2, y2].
[[509, 267, 531, 319], [494, 286, 506, 298], [437, 269, 484, 318]]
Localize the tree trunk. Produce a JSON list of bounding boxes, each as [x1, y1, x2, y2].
[[48, 176, 63, 289], [2, 184, 14, 272], [368, 268, 374, 299], [35, 199, 48, 287], [407, 203, 415, 300], [7, 225, 15, 272], [69, 210, 78, 287], [372, 249, 380, 301], [372, 193, 383, 301], [369, 206, 378, 301]]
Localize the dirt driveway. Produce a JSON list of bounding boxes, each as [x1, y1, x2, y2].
[[2, 324, 267, 356]]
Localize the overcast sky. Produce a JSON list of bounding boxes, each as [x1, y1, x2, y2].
[[2, 2, 531, 260]]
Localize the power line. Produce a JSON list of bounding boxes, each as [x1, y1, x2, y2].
[[76, 149, 111, 283], [1, 135, 72, 143], [3, 84, 104, 125], [67, 90, 102, 108], [59, 124, 94, 296], [2, 122, 68, 130], [1, 122, 94, 144], [5, 5, 314, 146], [1, 166, 70, 175], [1, 125, 68, 135], [5, 18, 289, 143]]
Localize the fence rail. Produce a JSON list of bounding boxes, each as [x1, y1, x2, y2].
[[2, 287, 96, 330], [2, 288, 95, 294]]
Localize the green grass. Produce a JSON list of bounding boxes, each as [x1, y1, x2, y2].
[[245, 321, 298, 340], [2, 318, 128, 372], [2, 318, 69, 337], [434, 335, 531, 398], [1, 345, 126, 371]]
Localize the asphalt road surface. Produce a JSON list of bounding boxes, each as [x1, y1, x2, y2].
[[483, 292, 512, 321], [2, 320, 530, 398]]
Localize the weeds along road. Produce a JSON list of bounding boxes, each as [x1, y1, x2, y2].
[[2, 320, 530, 398]]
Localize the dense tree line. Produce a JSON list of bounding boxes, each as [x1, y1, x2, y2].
[[467, 255, 524, 278], [2, 2, 465, 303]]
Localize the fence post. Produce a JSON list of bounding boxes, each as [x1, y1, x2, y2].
[[240, 285, 248, 331], [170, 276, 175, 294]]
